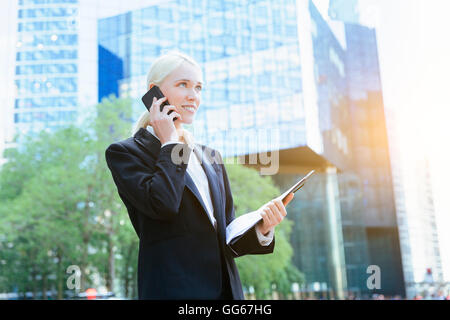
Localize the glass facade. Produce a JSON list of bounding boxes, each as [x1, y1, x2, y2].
[[99, 0, 305, 158], [98, 0, 404, 298], [14, 0, 79, 135], [328, 0, 360, 24], [310, 3, 350, 171], [344, 23, 405, 296]]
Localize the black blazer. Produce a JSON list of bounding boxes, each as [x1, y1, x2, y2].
[[105, 128, 275, 299]]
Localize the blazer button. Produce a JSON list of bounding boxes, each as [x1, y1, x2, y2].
[[176, 166, 182, 172]]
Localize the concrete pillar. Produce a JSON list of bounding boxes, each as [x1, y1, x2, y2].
[[325, 166, 348, 299]]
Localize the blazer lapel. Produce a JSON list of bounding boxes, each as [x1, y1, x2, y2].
[[193, 145, 225, 234], [184, 171, 213, 226]]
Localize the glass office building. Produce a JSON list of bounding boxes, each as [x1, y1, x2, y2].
[[99, 0, 306, 158], [344, 22, 405, 296], [14, 0, 80, 135], [98, 0, 404, 298], [11, 0, 129, 140], [328, 0, 360, 24]]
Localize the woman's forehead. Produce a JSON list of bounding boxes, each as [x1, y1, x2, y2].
[[168, 62, 203, 83]]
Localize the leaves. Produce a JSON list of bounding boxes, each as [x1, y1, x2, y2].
[[0, 96, 137, 298], [225, 161, 305, 299]]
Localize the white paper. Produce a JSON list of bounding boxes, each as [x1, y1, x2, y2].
[[226, 210, 262, 245], [226, 170, 315, 245]]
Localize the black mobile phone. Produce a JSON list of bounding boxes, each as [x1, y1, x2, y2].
[[141, 85, 177, 121]]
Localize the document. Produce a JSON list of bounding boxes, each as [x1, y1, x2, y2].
[[226, 170, 315, 245], [226, 210, 262, 245]]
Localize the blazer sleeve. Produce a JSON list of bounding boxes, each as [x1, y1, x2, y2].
[[216, 151, 275, 258], [105, 142, 192, 221]]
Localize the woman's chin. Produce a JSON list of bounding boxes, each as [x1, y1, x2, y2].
[[178, 116, 194, 125]]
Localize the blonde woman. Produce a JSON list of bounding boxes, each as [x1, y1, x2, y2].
[[105, 51, 294, 300]]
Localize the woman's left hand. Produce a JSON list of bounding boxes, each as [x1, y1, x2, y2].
[[256, 193, 294, 236]]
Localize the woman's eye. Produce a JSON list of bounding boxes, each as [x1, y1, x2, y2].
[[196, 86, 202, 91], [179, 82, 186, 87]]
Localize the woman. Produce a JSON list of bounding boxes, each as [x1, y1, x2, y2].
[[105, 51, 294, 300]]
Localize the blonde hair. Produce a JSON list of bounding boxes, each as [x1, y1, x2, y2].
[[133, 50, 201, 138]]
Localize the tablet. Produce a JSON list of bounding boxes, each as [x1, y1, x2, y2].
[[280, 170, 315, 205]]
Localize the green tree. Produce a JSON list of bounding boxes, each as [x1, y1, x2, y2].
[[78, 95, 136, 295], [0, 96, 138, 299], [224, 161, 304, 299], [0, 127, 90, 298]]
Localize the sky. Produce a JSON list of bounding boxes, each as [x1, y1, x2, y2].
[[362, 0, 450, 281]]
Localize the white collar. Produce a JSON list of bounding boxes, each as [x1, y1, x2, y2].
[[146, 125, 159, 140], [145, 125, 196, 149]]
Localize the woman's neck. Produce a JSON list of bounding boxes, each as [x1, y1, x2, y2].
[[175, 122, 184, 140]]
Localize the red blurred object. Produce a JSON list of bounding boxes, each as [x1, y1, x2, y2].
[[85, 288, 97, 300]]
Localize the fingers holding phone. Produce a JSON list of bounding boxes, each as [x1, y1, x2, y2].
[[149, 97, 182, 145]]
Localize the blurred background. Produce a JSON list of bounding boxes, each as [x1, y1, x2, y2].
[[0, 0, 449, 300]]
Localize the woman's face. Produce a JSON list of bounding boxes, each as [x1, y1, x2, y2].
[[153, 61, 203, 126]]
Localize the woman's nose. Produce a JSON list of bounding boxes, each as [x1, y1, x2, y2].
[[186, 90, 198, 101]]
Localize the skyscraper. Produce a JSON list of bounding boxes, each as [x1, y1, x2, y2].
[[344, 21, 405, 297], [14, 0, 81, 136], [385, 105, 444, 298], [3, 0, 153, 155]]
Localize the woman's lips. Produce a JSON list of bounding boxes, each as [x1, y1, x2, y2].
[[182, 105, 196, 113]]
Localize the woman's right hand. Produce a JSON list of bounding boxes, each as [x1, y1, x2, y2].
[[256, 194, 293, 236], [148, 97, 182, 145]]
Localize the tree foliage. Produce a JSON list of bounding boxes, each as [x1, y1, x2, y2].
[[0, 96, 138, 299], [225, 162, 305, 299]]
